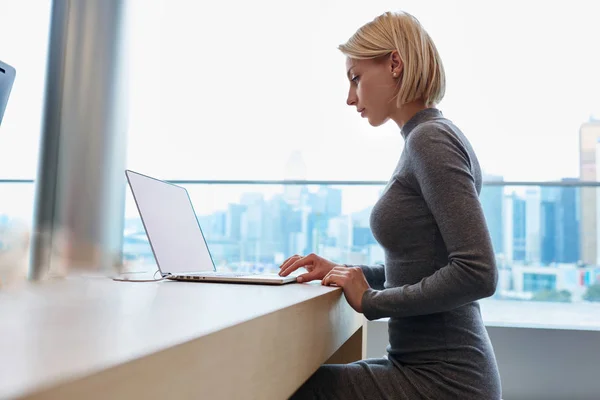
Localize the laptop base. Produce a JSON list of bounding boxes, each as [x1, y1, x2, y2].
[[167, 273, 297, 285]]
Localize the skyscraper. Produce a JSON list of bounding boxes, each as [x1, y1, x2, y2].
[[320, 187, 342, 218], [540, 186, 559, 264], [540, 197, 556, 265], [558, 178, 580, 264], [264, 194, 288, 258], [502, 193, 514, 264], [304, 211, 328, 255], [525, 187, 541, 264], [512, 195, 527, 262], [352, 226, 376, 248], [226, 204, 246, 241], [240, 193, 264, 240], [480, 174, 504, 256], [240, 193, 265, 263], [328, 215, 352, 249], [539, 181, 580, 266], [579, 117, 600, 265]]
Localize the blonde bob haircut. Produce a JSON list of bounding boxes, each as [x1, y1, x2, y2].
[[339, 11, 445, 108]]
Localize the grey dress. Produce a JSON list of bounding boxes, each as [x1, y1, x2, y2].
[[290, 108, 502, 399]]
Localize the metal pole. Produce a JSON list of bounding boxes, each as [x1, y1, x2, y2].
[[30, 0, 128, 280]]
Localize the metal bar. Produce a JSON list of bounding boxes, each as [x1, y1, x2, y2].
[[0, 179, 36, 184], [3, 179, 600, 187], [166, 180, 600, 187]]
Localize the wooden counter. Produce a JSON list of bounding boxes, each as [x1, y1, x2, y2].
[[0, 276, 364, 399]]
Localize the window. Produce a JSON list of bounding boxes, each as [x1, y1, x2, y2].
[[0, 1, 51, 180], [126, 0, 600, 182], [0, 2, 51, 241], [124, 1, 600, 329]]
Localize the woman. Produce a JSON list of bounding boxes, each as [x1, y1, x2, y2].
[[279, 11, 502, 400]]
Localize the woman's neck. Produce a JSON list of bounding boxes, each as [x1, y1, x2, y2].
[[390, 100, 430, 130]]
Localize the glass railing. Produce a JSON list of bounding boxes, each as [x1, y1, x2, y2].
[[2, 179, 600, 329]]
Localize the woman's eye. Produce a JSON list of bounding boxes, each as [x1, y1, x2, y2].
[[351, 75, 360, 83]]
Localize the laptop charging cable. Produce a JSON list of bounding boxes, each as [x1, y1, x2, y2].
[[112, 269, 171, 282]]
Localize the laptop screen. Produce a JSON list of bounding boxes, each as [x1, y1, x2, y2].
[[126, 170, 216, 275], [0, 60, 16, 126]]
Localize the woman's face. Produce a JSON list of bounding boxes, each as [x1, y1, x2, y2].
[[345, 56, 400, 127]]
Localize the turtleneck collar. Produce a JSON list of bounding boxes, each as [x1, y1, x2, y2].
[[400, 108, 443, 139]]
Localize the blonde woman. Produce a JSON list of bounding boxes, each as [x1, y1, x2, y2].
[[279, 11, 502, 399]]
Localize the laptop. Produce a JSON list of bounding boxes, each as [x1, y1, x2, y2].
[[0, 60, 16, 126], [125, 170, 297, 285]]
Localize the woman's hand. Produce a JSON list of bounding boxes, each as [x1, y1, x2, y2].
[[278, 253, 341, 283], [322, 266, 370, 313]]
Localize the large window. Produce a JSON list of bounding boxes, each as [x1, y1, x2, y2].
[[126, 0, 600, 182], [0, 2, 51, 244], [0, 1, 51, 180], [122, 1, 600, 329], [122, 182, 600, 328]]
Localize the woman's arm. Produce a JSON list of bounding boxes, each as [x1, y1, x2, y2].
[[361, 123, 497, 321], [345, 264, 385, 290]]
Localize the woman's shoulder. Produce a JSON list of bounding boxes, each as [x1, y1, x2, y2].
[[405, 117, 469, 159]]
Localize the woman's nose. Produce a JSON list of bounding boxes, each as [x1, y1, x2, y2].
[[347, 94, 356, 106]]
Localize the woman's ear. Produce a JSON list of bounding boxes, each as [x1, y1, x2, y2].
[[390, 51, 403, 77]]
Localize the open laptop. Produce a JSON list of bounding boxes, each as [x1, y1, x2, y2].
[[125, 170, 297, 285], [0, 60, 16, 126]]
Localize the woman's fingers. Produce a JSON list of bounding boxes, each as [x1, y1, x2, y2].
[[279, 254, 314, 276], [322, 266, 346, 281], [281, 254, 300, 267], [322, 271, 347, 286], [279, 255, 301, 272]]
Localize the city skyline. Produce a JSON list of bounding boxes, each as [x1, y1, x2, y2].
[[2, 172, 599, 303], [119, 179, 600, 303]]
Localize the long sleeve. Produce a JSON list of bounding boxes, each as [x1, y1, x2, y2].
[[361, 123, 498, 321], [347, 264, 386, 290]]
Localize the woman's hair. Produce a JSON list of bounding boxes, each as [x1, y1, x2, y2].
[[339, 11, 445, 108]]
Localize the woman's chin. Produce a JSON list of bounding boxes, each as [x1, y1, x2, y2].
[[367, 115, 387, 127]]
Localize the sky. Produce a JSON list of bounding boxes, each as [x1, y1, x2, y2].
[[1, 0, 600, 219], [123, 0, 600, 182]]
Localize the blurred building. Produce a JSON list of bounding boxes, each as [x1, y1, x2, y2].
[[579, 117, 600, 265], [480, 174, 504, 256]]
